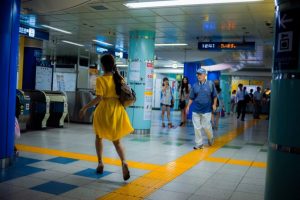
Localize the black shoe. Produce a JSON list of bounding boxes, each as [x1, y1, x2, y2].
[[237, 116, 240, 119], [179, 122, 184, 126], [193, 144, 204, 150], [241, 119, 245, 121]]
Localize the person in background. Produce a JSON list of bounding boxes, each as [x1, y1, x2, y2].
[[161, 77, 174, 128], [253, 86, 262, 119], [236, 84, 247, 121], [186, 68, 217, 149], [263, 88, 271, 120], [178, 76, 191, 127], [249, 89, 254, 102], [211, 85, 224, 130], [230, 90, 237, 115], [79, 54, 133, 181]]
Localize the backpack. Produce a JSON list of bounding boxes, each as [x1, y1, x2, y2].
[[119, 81, 136, 107]]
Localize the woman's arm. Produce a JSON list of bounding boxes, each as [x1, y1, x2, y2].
[[79, 96, 102, 118]]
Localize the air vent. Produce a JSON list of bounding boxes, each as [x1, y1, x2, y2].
[[89, 5, 108, 11]]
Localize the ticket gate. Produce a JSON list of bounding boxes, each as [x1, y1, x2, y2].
[[66, 90, 95, 123], [44, 91, 68, 128], [24, 90, 50, 129], [16, 90, 30, 132]]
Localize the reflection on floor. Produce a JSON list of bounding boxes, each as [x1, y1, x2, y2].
[[1, 111, 268, 200]]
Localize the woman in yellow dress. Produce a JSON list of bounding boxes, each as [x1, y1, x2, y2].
[[79, 54, 134, 181]]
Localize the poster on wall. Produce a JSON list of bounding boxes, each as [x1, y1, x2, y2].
[[53, 72, 76, 92], [129, 61, 140, 82], [145, 62, 154, 91], [130, 61, 140, 71], [129, 71, 140, 82], [35, 66, 53, 90], [144, 92, 153, 120]]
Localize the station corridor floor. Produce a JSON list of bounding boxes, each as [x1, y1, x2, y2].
[[1, 111, 268, 200]]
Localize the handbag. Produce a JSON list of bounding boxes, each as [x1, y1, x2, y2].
[[119, 80, 136, 107], [170, 98, 174, 108], [179, 100, 186, 109], [115, 69, 136, 107]]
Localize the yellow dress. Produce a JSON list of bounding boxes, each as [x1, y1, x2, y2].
[[93, 75, 134, 141]]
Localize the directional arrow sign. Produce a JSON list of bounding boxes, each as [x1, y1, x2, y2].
[[280, 14, 293, 29]]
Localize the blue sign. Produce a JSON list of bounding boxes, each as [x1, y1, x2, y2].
[[19, 25, 49, 40], [198, 42, 255, 51]]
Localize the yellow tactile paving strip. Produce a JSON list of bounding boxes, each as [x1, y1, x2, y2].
[[98, 119, 259, 200], [204, 157, 267, 168], [15, 144, 161, 171]]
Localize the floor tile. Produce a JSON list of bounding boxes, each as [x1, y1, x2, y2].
[[61, 186, 108, 200], [31, 181, 78, 195], [147, 189, 192, 200], [229, 191, 264, 200], [161, 181, 200, 194], [47, 157, 78, 164], [57, 175, 94, 186], [74, 168, 112, 179]]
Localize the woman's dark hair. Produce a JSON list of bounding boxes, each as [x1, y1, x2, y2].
[[162, 77, 169, 86], [100, 54, 122, 95], [180, 76, 189, 96]]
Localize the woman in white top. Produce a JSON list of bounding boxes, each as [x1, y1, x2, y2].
[[161, 77, 174, 128], [178, 76, 191, 127]]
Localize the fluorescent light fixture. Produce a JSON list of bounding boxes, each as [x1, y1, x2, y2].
[[124, 0, 262, 8], [41, 25, 72, 34], [93, 39, 113, 46], [62, 40, 84, 47], [117, 64, 128, 67], [155, 43, 188, 46]]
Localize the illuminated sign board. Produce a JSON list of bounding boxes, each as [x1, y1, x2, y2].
[[19, 27, 35, 38], [96, 46, 108, 54], [19, 25, 49, 40], [198, 42, 255, 51]]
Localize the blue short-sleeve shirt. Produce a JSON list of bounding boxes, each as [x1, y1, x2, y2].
[[189, 80, 217, 114]]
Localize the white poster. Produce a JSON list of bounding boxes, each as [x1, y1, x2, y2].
[[144, 92, 153, 120], [129, 71, 140, 82], [35, 66, 52, 90], [130, 61, 140, 71], [145, 62, 154, 91], [53, 72, 76, 92]]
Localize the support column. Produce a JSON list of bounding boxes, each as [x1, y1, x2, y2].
[[265, 1, 300, 199], [127, 31, 155, 133], [220, 75, 232, 114], [0, 0, 20, 167]]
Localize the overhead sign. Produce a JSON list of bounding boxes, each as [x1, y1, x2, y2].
[[96, 46, 108, 54], [198, 42, 255, 51], [19, 25, 49, 40]]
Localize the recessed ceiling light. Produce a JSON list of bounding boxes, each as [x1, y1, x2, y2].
[[124, 0, 263, 9], [155, 43, 188, 46], [41, 25, 72, 34], [62, 40, 84, 47], [93, 39, 113, 46]]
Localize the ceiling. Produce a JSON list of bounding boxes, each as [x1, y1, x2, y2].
[[21, 0, 275, 72]]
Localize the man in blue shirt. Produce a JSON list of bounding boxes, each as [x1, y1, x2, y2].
[[186, 68, 217, 149]]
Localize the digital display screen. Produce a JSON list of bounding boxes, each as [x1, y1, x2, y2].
[[198, 42, 255, 51]]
